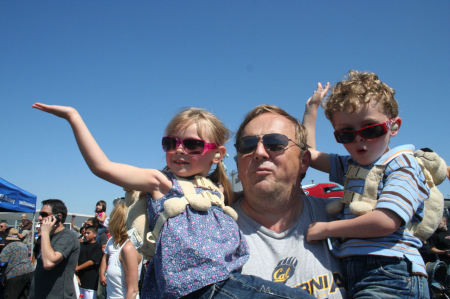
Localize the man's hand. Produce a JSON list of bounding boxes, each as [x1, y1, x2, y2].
[[40, 216, 57, 235], [306, 221, 329, 242]]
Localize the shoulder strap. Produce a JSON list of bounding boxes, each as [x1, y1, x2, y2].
[[145, 175, 238, 255]]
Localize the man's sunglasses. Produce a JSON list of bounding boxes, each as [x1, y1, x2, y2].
[[39, 212, 51, 218], [235, 133, 302, 154], [334, 119, 394, 144], [162, 136, 218, 155]]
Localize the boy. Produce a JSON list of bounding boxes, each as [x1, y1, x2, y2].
[[302, 71, 429, 298], [76, 225, 103, 299]]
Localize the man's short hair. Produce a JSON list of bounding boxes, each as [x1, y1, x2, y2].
[[235, 104, 308, 152], [42, 199, 68, 223]]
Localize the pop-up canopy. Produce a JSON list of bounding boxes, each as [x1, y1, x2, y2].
[[0, 177, 36, 212]]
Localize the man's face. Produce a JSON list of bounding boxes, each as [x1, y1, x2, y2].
[[0, 223, 7, 232], [38, 205, 54, 224], [237, 113, 308, 201]]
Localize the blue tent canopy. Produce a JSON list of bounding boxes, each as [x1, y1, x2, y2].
[[0, 177, 36, 213]]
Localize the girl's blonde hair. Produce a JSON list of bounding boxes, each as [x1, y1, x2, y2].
[[109, 201, 128, 246], [324, 70, 398, 121], [165, 107, 233, 205]]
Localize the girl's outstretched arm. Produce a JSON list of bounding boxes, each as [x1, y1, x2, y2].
[[301, 82, 331, 173], [32, 103, 171, 194]]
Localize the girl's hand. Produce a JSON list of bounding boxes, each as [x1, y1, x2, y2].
[[306, 82, 330, 107], [32, 103, 78, 120], [306, 221, 329, 242]]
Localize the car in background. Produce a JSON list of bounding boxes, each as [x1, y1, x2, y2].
[[302, 183, 344, 199]]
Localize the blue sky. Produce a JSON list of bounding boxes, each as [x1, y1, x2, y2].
[[1, 1, 449, 216]]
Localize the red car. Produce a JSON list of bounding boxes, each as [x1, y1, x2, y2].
[[302, 183, 343, 199]]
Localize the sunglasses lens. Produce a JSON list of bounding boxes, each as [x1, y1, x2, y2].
[[360, 124, 386, 139], [39, 212, 49, 218], [334, 131, 356, 144], [235, 136, 259, 154], [162, 137, 177, 152], [182, 139, 205, 154], [263, 134, 289, 152]]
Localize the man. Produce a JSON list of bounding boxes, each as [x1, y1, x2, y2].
[[233, 105, 346, 298], [0, 221, 8, 252], [29, 199, 80, 299]]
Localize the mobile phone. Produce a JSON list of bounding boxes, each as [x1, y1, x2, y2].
[[53, 215, 61, 225]]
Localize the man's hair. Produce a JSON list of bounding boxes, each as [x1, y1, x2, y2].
[[86, 217, 99, 228], [323, 70, 398, 121], [235, 104, 308, 152], [42, 199, 68, 223]]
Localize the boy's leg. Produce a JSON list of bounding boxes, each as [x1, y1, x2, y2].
[[79, 287, 97, 299], [344, 256, 429, 299]]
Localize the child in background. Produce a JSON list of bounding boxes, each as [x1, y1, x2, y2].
[[302, 71, 429, 298], [76, 226, 103, 299], [95, 200, 108, 242], [33, 103, 312, 299]]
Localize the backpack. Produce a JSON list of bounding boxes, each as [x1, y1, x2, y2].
[[325, 148, 447, 241]]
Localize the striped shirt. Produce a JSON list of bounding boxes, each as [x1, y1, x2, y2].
[[329, 144, 429, 275]]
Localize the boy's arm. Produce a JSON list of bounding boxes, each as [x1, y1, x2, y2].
[[306, 208, 402, 242], [76, 260, 95, 272], [302, 82, 331, 173], [32, 103, 171, 193]]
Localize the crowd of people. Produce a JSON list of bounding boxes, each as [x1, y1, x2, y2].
[[1, 70, 447, 298]]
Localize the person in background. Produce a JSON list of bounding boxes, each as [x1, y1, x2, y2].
[[29, 199, 80, 299], [0, 222, 8, 253], [76, 226, 103, 299], [101, 201, 142, 299], [0, 227, 34, 298]]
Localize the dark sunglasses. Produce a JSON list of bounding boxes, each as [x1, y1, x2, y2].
[[334, 119, 394, 144], [235, 133, 302, 154], [39, 212, 51, 218], [162, 136, 218, 155]]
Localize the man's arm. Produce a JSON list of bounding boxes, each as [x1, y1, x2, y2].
[[40, 216, 64, 270], [302, 82, 331, 173]]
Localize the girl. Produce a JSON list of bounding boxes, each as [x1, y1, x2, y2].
[[33, 103, 312, 298], [101, 201, 142, 299], [95, 200, 108, 241]]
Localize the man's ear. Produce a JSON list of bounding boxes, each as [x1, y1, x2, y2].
[[390, 117, 402, 137], [299, 149, 311, 177]]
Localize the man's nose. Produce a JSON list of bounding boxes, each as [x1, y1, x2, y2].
[[253, 140, 270, 159]]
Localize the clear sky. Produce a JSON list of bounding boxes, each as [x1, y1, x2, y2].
[[1, 1, 449, 216]]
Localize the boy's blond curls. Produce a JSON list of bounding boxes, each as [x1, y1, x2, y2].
[[323, 70, 398, 120]]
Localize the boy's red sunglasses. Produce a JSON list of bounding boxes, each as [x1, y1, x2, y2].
[[334, 119, 394, 144], [162, 136, 217, 155]]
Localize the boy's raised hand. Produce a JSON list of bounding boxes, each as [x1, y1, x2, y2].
[[32, 103, 78, 120], [306, 82, 330, 107]]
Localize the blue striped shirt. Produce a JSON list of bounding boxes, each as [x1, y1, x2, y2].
[[329, 144, 429, 275]]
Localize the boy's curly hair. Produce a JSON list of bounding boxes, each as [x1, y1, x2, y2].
[[323, 70, 398, 121]]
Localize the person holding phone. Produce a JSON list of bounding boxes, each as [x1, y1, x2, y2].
[[29, 199, 80, 299]]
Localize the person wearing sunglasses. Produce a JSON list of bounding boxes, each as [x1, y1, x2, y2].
[[302, 71, 430, 298], [233, 105, 346, 299], [33, 103, 313, 298], [30, 199, 80, 299]]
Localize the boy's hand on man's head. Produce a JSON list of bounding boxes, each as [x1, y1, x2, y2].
[[306, 82, 330, 107]]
